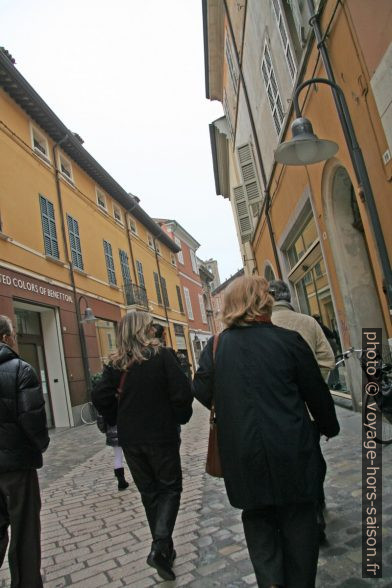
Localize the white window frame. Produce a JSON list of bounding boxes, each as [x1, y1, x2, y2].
[[198, 293, 207, 324], [190, 250, 198, 274], [155, 241, 161, 255], [261, 41, 285, 134], [174, 236, 184, 264], [129, 218, 138, 235], [272, 0, 297, 81], [170, 253, 176, 267], [31, 125, 50, 162], [96, 188, 107, 211], [147, 233, 154, 249], [183, 286, 194, 320], [113, 204, 123, 225], [58, 153, 74, 184]]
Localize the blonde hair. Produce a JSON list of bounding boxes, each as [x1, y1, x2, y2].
[[110, 311, 160, 370], [221, 276, 274, 328]]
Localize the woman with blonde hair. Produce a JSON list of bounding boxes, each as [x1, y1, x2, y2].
[[193, 276, 339, 588], [92, 311, 193, 581]]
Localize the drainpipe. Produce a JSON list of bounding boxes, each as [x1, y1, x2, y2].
[[222, 0, 282, 279], [153, 238, 173, 346], [124, 206, 138, 284], [52, 136, 92, 401], [307, 0, 392, 315]]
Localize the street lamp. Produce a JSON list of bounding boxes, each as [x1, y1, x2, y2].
[[274, 77, 392, 314], [76, 295, 97, 397]]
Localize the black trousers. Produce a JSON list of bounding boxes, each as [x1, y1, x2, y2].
[[0, 469, 43, 588], [242, 502, 319, 588], [123, 444, 182, 555]]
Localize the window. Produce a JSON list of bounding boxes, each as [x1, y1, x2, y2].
[[223, 89, 234, 140], [176, 286, 184, 313], [153, 272, 162, 304], [160, 276, 170, 307], [103, 240, 116, 285], [113, 205, 123, 224], [264, 264, 276, 282], [190, 250, 199, 274], [174, 236, 184, 264], [183, 287, 194, 320], [171, 253, 176, 267], [287, 216, 318, 269], [59, 153, 74, 183], [119, 249, 131, 284], [129, 218, 137, 235], [31, 126, 50, 161], [272, 0, 297, 81], [261, 42, 285, 134], [198, 294, 207, 323], [96, 189, 107, 211], [155, 241, 161, 255], [225, 33, 238, 89], [66, 214, 83, 270], [233, 185, 252, 242], [39, 195, 59, 258], [136, 260, 145, 288], [147, 233, 154, 249], [96, 319, 117, 365]]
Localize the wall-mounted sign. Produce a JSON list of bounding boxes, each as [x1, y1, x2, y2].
[[0, 271, 73, 303]]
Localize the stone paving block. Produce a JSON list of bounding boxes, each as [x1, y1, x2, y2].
[[196, 559, 227, 576], [67, 572, 109, 588], [70, 558, 117, 582]]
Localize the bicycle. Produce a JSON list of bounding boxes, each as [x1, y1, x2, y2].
[[335, 347, 392, 445], [80, 401, 98, 425]]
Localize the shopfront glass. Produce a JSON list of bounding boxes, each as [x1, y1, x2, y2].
[[96, 319, 117, 367]]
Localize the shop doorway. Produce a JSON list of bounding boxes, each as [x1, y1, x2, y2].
[[13, 302, 73, 427]]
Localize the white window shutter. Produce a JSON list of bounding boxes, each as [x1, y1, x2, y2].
[[233, 185, 252, 243]]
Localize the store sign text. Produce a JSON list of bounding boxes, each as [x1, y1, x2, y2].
[[0, 272, 73, 303]]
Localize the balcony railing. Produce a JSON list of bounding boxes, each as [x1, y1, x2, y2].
[[123, 283, 149, 309]]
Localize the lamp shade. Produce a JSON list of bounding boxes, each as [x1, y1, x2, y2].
[[274, 117, 338, 165], [81, 307, 97, 323]]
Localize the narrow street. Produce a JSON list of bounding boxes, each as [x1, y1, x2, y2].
[[1, 404, 391, 588]]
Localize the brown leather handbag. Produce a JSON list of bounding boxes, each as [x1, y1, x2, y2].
[[205, 335, 223, 478]]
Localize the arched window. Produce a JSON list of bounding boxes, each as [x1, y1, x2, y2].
[[264, 264, 276, 282]]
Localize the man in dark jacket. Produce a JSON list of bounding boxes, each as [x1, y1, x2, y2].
[[0, 315, 49, 588]]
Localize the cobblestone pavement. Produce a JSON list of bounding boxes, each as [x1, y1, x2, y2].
[[0, 404, 391, 587]]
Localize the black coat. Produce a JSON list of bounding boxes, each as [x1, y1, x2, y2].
[[92, 347, 193, 447], [0, 343, 49, 472], [193, 323, 340, 510]]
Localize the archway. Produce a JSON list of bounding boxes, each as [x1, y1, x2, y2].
[[322, 163, 386, 409]]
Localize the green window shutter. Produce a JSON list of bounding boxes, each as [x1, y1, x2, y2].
[[119, 249, 131, 284], [136, 260, 145, 288], [237, 143, 263, 219], [103, 240, 116, 284], [160, 276, 170, 307], [153, 272, 162, 304], [66, 214, 83, 270], [40, 195, 59, 258], [176, 285, 184, 313], [233, 185, 252, 243]]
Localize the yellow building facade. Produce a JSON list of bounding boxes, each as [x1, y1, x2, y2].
[[0, 48, 192, 427]]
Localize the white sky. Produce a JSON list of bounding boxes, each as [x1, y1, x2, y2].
[[1, 0, 243, 283]]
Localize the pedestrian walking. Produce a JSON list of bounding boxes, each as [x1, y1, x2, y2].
[[193, 277, 339, 588], [312, 314, 342, 390], [92, 311, 193, 581], [96, 415, 129, 491], [269, 279, 336, 542], [0, 315, 49, 588]]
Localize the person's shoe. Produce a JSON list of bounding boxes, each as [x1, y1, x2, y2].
[[114, 468, 129, 491], [147, 549, 176, 581]]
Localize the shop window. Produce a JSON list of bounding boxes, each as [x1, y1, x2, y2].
[[103, 240, 116, 285], [136, 260, 145, 288], [66, 214, 83, 270], [39, 195, 59, 259], [96, 319, 117, 365]]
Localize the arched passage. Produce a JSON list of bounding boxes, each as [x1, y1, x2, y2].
[[322, 163, 386, 408]]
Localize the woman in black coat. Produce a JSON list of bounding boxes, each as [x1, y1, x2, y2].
[[193, 277, 339, 588], [92, 311, 193, 582]]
